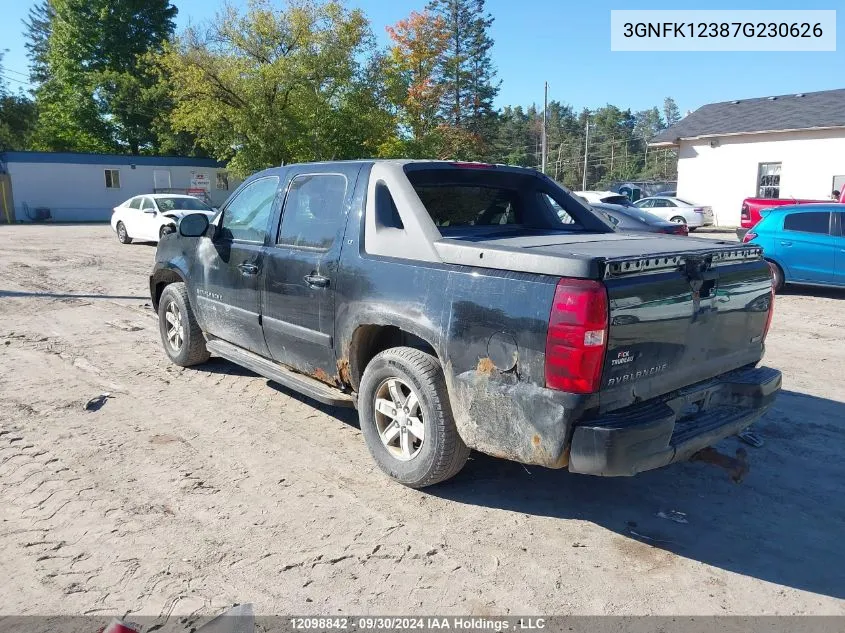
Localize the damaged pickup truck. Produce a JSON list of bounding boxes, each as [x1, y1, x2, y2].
[[150, 160, 781, 488]]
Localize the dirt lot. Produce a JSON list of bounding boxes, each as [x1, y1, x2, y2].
[[1, 224, 844, 617]]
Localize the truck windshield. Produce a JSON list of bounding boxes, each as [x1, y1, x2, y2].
[[405, 167, 611, 234]]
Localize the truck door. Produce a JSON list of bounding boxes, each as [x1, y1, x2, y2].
[[195, 175, 281, 356], [261, 164, 361, 379]]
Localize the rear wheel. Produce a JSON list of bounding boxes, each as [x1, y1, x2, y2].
[[116, 221, 132, 244], [158, 282, 209, 367], [669, 216, 687, 225], [768, 260, 785, 293], [358, 347, 470, 488]]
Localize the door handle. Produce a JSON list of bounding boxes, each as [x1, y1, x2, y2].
[[238, 263, 259, 275], [304, 273, 330, 288], [780, 241, 792, 246]]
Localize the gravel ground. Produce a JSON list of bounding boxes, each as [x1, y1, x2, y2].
[[1, 224, 843, 618]]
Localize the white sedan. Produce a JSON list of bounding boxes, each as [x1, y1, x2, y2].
[[110, 194, 216, 244], [634, 196, 714, 229]]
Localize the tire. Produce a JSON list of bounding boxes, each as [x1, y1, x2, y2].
[[116, 221, 132, 244], [768, 260, 785, 293], [669, 216, 687, 225], [157, 282, 210, 367], [358, 347, 470, 488]]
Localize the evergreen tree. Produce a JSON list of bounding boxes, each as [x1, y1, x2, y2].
[[22, 0, 55, 85], [663, 97, 681, 127], [427, 0, 499, 158]]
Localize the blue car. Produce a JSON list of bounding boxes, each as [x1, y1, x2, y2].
[[744, 204, 845, 291]]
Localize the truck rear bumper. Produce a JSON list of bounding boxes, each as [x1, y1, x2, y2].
[[568, 366, 781, 476]]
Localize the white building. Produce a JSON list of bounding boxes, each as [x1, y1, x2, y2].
[[0, 151, 239, 223], [650, 88, 845, 226]]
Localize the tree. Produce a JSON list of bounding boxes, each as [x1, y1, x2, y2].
[[0, 51, 37, 151], [30, 0, 178, 154], [160, 0, 393, 176], [427, 0, 499, 158], [383, 10, 449, 156], [663, 97, 681, 127], [22, 0, 54, 85]]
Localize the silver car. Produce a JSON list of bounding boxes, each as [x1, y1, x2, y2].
[[634, 196, 714, 229]]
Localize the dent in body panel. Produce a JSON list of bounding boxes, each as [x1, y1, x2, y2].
[[438, 266, 579, 466]]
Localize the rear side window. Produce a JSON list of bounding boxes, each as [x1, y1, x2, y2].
[[541, 193, 576, 225], [128, 197, 142, 209], [783, 212, 830, 235], [220, 176, 280, 242], [278, 174, 347, 249]]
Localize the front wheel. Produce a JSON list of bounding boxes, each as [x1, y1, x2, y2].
[[158, 282, 210, 367], [358, 347, 470, 488]]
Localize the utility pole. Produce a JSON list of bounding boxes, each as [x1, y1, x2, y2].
[[582, 119, 590, 190], [610, 139, 615, 175], [541, 82, 548, 174]]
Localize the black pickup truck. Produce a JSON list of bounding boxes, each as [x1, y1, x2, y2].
[[150, 160, 780, 488]]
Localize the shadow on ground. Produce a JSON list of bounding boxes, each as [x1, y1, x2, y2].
[[188, 355, 845, 599], [428, 389, 845, 600], [780, 285, 845, 300], [0, 289, 146, 300]]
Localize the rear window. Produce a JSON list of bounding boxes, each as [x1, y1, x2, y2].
[[413, 185, 521, 227], [404, 167, 610, 234], [783, 211, 830, 235]]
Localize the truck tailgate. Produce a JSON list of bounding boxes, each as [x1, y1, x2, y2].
[[600, 250, 773, 412]]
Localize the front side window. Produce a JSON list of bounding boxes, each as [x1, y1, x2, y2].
[[105, 169, 121, 189], [220, 176, 280, 242], [638, 199, 654, 208], [278, 174, 347, 249], [783, 212, 830, 235], [757, 162, 781, 198]]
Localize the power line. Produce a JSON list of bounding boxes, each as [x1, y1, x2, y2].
[[1, 68, 31, 79]]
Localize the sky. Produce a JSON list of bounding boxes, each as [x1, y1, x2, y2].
[[0, 0, 842, 116]]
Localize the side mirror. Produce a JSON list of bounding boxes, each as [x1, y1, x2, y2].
[[179, 213, 210, 237]]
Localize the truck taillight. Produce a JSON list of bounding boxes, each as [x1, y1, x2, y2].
[[763, 263, 776, 340], [741, 203, 750, 220], [545, 279, 608, 394]]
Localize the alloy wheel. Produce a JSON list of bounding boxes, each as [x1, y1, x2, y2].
[[373, 377, 425, 461], [164, 300, 185, 352]]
